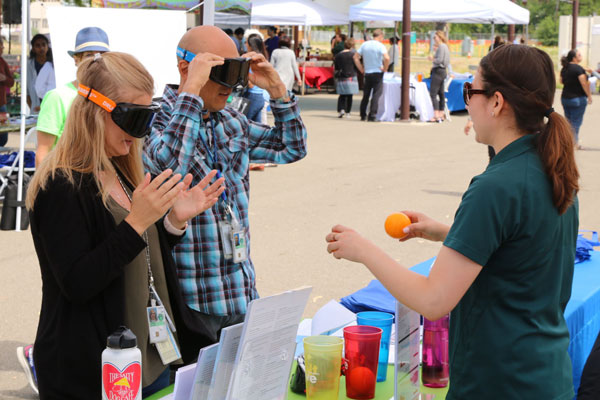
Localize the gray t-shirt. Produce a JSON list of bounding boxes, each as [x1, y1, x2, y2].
[[433, 43, 450, 69]]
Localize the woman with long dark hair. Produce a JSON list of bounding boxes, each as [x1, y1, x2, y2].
[[327, 44, 579, 399], [560, 49, 592, 149], [27, 34, 54, 112]]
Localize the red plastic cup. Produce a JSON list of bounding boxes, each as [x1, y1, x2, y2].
[[343, 325, 382, 399]]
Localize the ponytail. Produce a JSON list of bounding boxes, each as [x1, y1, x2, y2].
[[536, 112, 579, 215], [561, 49, 577, 69]]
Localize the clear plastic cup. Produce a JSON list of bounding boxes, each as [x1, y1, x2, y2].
[[303, 336, 344, 400], [356, 311, 394, 382], [343, 325, 382, 399]]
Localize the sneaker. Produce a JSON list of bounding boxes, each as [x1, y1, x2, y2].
[[17, 345, 38, 394], [338, 110, 345, 118], [345, 113, 351, 119]]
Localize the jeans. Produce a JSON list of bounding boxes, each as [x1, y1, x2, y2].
[[360, 72, 384, 120], [561, 96, 587, 144], [429, 67, 446, 111], [243, 91, 265, 123], [337, 94, 353, 113]]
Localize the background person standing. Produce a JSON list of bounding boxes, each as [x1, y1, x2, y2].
[[560, 49, 592, 149], [428, 30, 450, 122], [334, 38, 358, 118], [353, 29, 389, 122]]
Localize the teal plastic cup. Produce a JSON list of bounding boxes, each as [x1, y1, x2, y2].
[[356, 311, 394, 382]]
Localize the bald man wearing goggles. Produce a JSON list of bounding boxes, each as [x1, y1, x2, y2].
[[144, 26, 307, 362]]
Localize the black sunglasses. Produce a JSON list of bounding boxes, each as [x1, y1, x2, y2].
[[463, 82, 487, 105], [78, 84, 160, 138], [177, 47, 250, 89]]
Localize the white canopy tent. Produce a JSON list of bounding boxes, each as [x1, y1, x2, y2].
[[250, 0, 349, 26], [349, 0, 529, 24]]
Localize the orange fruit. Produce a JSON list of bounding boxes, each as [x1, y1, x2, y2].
[[347, 366, 375, 394], [384, 212, 411, 239]]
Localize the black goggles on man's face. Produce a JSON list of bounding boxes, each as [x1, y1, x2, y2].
[[78, 84, 160, 138], [177, 47, 250, 89]]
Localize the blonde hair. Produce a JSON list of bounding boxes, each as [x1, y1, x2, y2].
[[27, 52, 154, 210], [435, 30, 448, 44]]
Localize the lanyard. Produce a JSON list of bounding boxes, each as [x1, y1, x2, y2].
[[198, 114, 232, 217], [115, 172, 176, 332]]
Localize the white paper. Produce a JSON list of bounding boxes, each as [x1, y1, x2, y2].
[[207, 323, 244, 400], [190, 344, 219, 400], [311, 300, 356, 336], [173, 363, 197, 400], [296, 318, 312, 337], [226, 287, 312, 400]]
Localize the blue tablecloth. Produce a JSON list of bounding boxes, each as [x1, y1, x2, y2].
[[410, 251, 600, 395], [423, 77, 473, 112]]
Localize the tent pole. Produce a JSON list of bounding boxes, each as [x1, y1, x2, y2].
[[16, 0, 30, 231], [400, 0, 411, 121], [490, 21, 495, 50]]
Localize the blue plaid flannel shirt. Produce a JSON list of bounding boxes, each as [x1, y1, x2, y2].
[[143, 85, 307, 316]]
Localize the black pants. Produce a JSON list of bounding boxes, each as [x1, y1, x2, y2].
[[360, 72, 384, 119], [429, 67, 447, 111], [337, 95, 353, 113], [175, 309, 245, 364], [578, 330, 600, 399]]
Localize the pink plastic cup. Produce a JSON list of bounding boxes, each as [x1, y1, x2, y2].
[[343, 325, 382, 399]]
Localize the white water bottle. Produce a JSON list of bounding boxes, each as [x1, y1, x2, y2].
[[102, 326, 142, 400]]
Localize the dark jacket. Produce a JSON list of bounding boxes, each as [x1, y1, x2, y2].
[[30, 171, 201, 399]]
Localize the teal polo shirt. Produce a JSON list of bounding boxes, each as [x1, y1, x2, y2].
[[443, 134, 578, 399]]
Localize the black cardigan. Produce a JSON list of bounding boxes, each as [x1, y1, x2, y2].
[[29, 171, 202, 399]]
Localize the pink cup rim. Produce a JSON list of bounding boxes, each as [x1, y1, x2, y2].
[[343, 325, 382, 339]]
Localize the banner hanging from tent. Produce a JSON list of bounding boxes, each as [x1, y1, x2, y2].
[[91, 0, 250, 13]]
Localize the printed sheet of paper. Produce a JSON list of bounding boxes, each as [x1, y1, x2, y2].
[[206, 323, 244, 400], [172, 362, 196, 400], [226, 286, 312, 400], [394, 301, 420, 400], [190, 343, 219, 400], [311, 299, 356, 336]]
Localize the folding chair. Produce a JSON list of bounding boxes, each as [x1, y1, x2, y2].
[[0, 127, 37, 201]]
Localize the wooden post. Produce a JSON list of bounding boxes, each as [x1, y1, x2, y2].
[[400, 0, 411, 120], [572, 0, 579, 49]]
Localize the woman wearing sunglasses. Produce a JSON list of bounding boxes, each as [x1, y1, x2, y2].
[[26, 52, 224, 399], [326, 44, 579, 399]]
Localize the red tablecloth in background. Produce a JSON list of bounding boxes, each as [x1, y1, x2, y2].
[[299, 66, 334, 89]]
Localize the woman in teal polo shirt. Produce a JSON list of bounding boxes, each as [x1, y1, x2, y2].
[[326, 45, 579, 399]]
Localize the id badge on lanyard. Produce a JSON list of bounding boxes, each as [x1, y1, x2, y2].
[[218, 201, 247, 263]]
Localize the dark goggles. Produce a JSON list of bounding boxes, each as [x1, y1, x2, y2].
[[78, 84, 160, 138], [177, 47, 250, 89]]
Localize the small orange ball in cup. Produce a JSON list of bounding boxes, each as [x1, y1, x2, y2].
[[348, 366, 375, 394], [384, 212, 411, 239]]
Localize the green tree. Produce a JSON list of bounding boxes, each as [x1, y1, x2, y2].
[[537, 15, 559, 45]]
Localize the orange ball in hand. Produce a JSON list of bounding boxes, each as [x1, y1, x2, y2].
[[384, 212, 411, 239]]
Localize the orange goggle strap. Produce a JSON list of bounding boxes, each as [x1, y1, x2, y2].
[[78, 84, 116, 113]]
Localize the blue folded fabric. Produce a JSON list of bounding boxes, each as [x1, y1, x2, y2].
[[0, 151, 35, 168], [340, 279, 396, 314], [576, 231, 600, 264]]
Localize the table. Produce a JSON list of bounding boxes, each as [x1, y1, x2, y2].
[[411, 251, 600, 395], [145, 364, 448, 399], [376, 75, 434, 122], [422, 77, 473, 112], [299, 66, 334, 90]]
